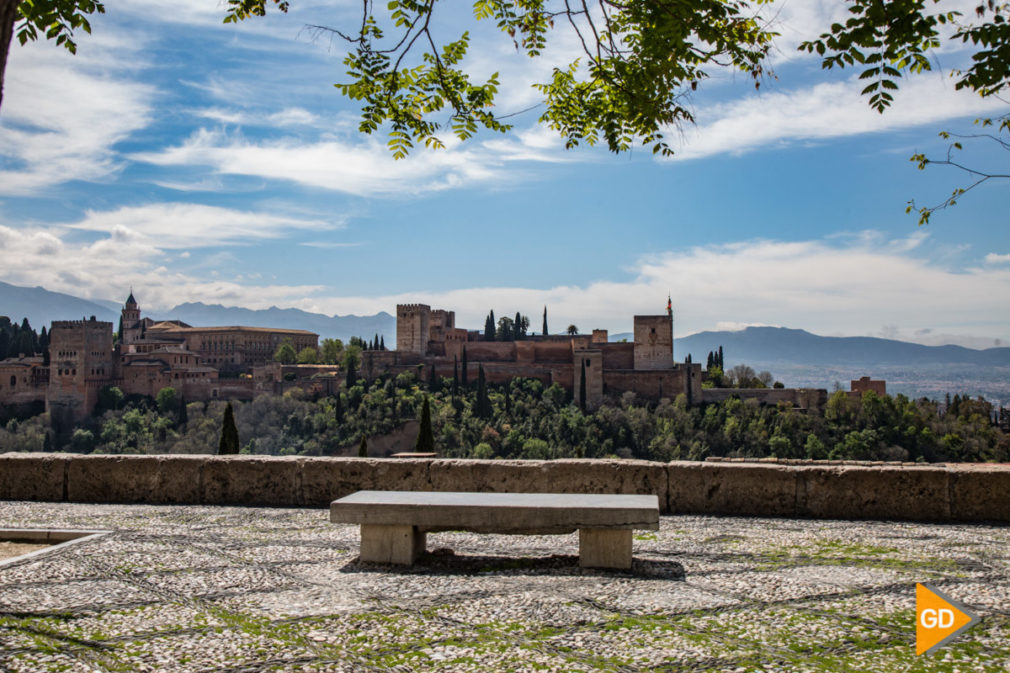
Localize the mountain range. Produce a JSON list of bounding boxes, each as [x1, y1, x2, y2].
[[674, 326, 1010, 367], [149, 303, 395, 343], [0, 281, 394, 343]]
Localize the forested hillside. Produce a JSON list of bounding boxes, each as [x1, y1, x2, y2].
[[3, 372, 1006, 463]]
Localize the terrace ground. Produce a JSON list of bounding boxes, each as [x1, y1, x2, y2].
[[0, 502, 1007, 672]]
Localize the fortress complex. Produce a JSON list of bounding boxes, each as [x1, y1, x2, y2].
[[354, 303, 704, 408], [362, 302, 824, 410], [1, 294, 824, 430]]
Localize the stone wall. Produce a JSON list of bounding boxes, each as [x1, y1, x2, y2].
[[600, 343, 634, 370], [700, 387, 828, 410], [0, 359, 47, 406], [1, 454, 1008, 522], [603, 365, 703, 404]]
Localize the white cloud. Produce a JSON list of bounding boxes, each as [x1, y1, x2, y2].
[[0, 41, 154, 195], [269, 108, 319, 127], [284, 233, 1010, 347], [193, 106, 321, 128], [985, 253, 1010, 264], [715, 321, 781, 332], [66, 203, 336, 249], [1, 223, 1006, 347], [130, 128, 507, 196], [299, 241, 362, 249], [0, 222, 322, 312], [672, 74, 1008, 160]]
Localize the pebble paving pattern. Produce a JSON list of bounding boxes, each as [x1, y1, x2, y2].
[[0, 501, 1007, 672]]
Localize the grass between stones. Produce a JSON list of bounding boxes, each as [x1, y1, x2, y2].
[[3, 600, 1008, 672], [753, 537, 961, 573]]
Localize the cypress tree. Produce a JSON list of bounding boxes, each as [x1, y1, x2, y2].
[[346, 357, 357, 388], [415, 396, 435, 453], [428, 363, 438, 390], [452, 355, 459, 398], [358, 435, 368, 457], [579, 359, 587, 411], [117, 315, 123, 342], [718, 346, 724, 369], [334, 393, 344, 423], [461, 346, 468, 387], [476, 365, 488, 418], [484, 311, 495, 341], [514, 312, 522, 340], [179, 396, 188, 426], [218, 402, 240, 454], [542, 306, 548, 336], [380, 335, 385, 350]]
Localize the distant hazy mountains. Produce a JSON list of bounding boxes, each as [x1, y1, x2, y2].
[[0, 281, 394, 342], [150, 303, 395, 342], [675, 326, 1010, 367], [0, 280, 119, 327]]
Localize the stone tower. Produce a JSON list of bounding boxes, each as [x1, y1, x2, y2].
[[633, 315, 674, 370], [121, 291, 142, 345], [47, 318, 114, 429], [573, 349, 604, 409], [396, 304, 431, 355]]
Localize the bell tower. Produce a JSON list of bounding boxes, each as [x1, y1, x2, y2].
[[121, 290, 142, 345]]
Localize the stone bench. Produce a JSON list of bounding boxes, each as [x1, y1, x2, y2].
[[330, 490, 660, 569]]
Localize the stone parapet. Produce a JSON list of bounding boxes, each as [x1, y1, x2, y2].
[[428, 459, 667, 505], [1, 454, 1008, 522]]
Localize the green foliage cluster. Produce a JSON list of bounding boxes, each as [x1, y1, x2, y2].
[[218, 402, 240, 454], [14, 0, 105, 55], [2, 377, 1006, 462], [0, 316, 47, 361]]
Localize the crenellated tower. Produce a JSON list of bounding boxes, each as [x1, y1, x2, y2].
[[47, 318, 114, 429], [396, 304, 431, 355]]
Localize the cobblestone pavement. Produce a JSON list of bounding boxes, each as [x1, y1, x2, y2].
[[0, 502, 1007, 672]]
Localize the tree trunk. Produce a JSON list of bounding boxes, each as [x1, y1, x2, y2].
[[0, 0, 19, 112]]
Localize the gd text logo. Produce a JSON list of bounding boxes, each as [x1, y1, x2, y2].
[[916, 583, 979, 656]]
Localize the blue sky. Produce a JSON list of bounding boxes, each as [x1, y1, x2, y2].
[[0, 0, 1008, 347]]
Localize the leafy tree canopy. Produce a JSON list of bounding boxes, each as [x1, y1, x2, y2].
[[217, 0, 1010, 160], [273, 340, 297, 364], [296, 346, 319, 364]]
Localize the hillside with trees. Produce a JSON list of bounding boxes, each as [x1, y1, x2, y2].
[[2, 371, 1005, 463]]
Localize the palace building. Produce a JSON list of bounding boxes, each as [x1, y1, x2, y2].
[[0, 292, 319, 428]]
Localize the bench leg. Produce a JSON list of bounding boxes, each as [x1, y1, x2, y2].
[[359, 524, 426, 565], [579, 529, 632, 569]]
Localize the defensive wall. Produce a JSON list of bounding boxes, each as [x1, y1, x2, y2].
[[700, 387, 828, 410], [1, 453, 1008, 523]]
